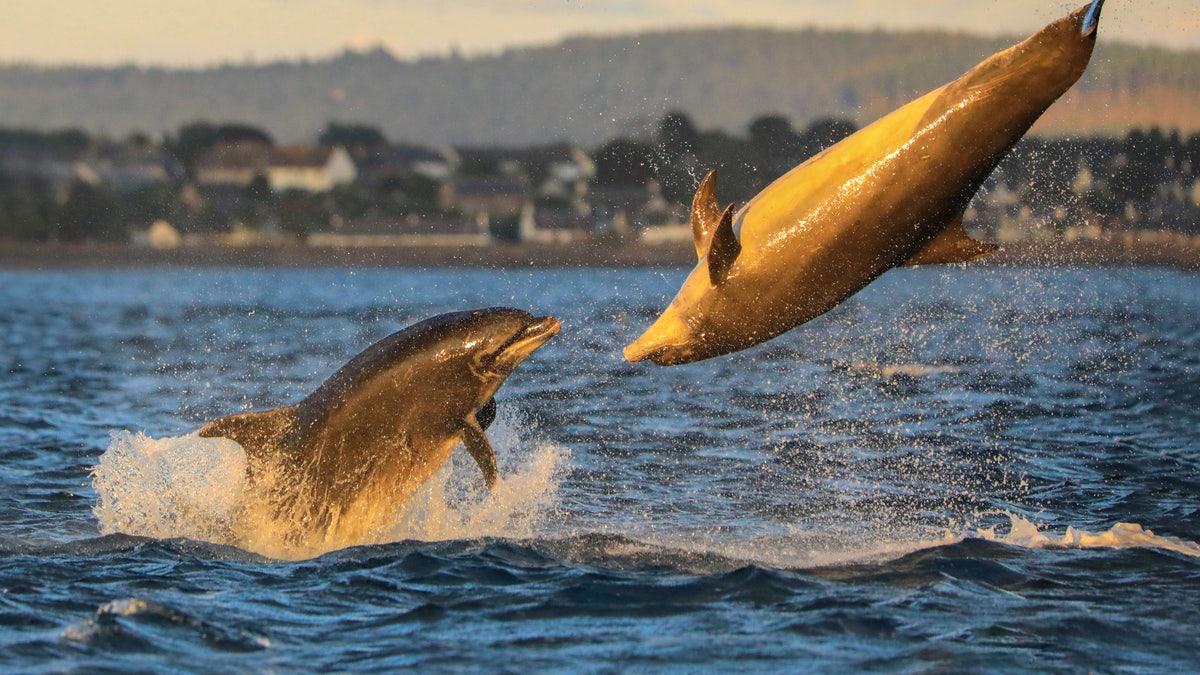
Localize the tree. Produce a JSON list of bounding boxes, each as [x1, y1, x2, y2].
[[0, 174, 54, 241], [57, 181, 123, 242], [797, 117, 858, 158], [213, 123, 273, 146], [167, 122, 218, 174], [377, 173, 440, 213], [747, 114, 800, 157], [592, 139, 657, 185], [657, 110, 699, 160], [319, 122, 386, 150], [276, 191, 325, 236]]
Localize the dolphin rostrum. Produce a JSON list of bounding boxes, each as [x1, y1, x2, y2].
[[625, 0, 1106, 366], [198, 308, 560, 551]]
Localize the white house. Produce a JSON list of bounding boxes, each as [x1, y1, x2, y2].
[[266, 145, 357, 192], [195, 142, 357, 192]]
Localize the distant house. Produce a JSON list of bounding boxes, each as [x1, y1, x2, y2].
[[266, 145, 357, 192], [307, 214, 491, 247], [637, 208, 691, 245], [193, 141, 269, 186], [517, 204, 592, 244], [588, 180, 682, 239], [454, 143, 594, 200], [85, 144, 183, 190], [440, 177, 530, 218], [0, 145, 180, 193], [356, 144, 458, 187], [194, 142, 356, 192], [130, 220, 182, 249]]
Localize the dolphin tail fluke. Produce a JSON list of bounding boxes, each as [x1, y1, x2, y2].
[[1081, 0, 1105, 37], [198, 406, 298, 459]]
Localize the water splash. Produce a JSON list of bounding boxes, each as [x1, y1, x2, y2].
[[92, 431, 247, 544], [974, 512, 1200, 558], [93, 409, 570, 560]]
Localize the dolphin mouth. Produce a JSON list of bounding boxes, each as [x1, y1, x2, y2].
[[490, 315, 561, 371], [623, 342, 662, 363], [623, 340, 690, 365]]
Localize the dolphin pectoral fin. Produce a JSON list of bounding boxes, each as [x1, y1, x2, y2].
[[903, 218, 998, 266], [691, 169, 723, 259], [476, 397, 497, 431], [706, 203, 741, 285], [198, 406, 297, 459], [462, 415, 499, 489]]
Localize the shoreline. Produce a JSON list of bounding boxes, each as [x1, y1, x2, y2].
[[0, 239, 1197, 271]]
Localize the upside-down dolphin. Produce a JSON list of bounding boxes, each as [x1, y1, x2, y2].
[[197, 308, 560, 550], [625, 0, 1106, 366]]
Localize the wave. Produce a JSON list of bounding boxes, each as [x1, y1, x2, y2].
[[971, 513, 1200, 558], [90, 412, 1199, 565], [62, 597, 269, 653], [92, 408, 570, 560]]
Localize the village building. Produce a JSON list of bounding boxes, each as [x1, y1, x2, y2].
[[516, 204, 592, 245], [355, 144, 458, 187], [194, 142, 357, 192], [130, 220, 182, 249], [439, 177, 530, 218]]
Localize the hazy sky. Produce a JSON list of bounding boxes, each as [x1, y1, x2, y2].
[[0, 1, 1194, 68]]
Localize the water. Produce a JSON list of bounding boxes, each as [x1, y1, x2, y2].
[[1, 265, 1198, 672]]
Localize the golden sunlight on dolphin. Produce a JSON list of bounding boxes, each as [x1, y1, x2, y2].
[[197, 308, 560, 555], [625, 0, 1107, 366]]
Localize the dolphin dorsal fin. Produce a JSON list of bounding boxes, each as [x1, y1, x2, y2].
[[707, 203, 741, 285], [198, 406, 297, 460], [691, 169, 723, 259], [903, 216, 998, 266]]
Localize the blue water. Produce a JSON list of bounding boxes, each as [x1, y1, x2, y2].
[[1, 265, 1198, 672]]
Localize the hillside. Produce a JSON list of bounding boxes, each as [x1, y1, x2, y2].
[[0, 27, 1197, 146]]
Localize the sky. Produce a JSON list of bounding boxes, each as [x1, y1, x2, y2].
[[0, 1, 1194, 68]]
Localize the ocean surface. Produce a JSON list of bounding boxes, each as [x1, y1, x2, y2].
[[1, 264, 1197, 672]]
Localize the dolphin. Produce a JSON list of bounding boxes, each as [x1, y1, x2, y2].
[[197, 308, 560, 549], [624, 0, 1106, 366]]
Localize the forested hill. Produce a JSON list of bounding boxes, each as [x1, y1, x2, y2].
[[0, 26, 1197, 146]]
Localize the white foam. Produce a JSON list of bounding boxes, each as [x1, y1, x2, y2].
[[92, 431, 247, 543], [974, 513, 1200, 558], [92, 410, 570, 559], [612, 511, 1200, 572]]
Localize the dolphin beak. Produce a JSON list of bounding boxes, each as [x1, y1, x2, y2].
[[623, 314, 689, 365], [492, 315, 560, 371], [522, 315, 561, 347], [623, 337, 666, 363]]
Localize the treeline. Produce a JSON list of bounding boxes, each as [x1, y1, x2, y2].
[[0, 27, 1197, 146], [1, 111, 1198, 244]]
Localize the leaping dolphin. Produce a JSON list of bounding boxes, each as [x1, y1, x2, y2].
[[625, 1, 1106, 366], [198, 308, 560, 551]]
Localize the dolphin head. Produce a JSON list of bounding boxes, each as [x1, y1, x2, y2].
[[623, 263, 755, 366], [466, 308, 562, 378], [422, 308, 561, 384], [625, 169, 760, 366], [299, 307, 561, 425]]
